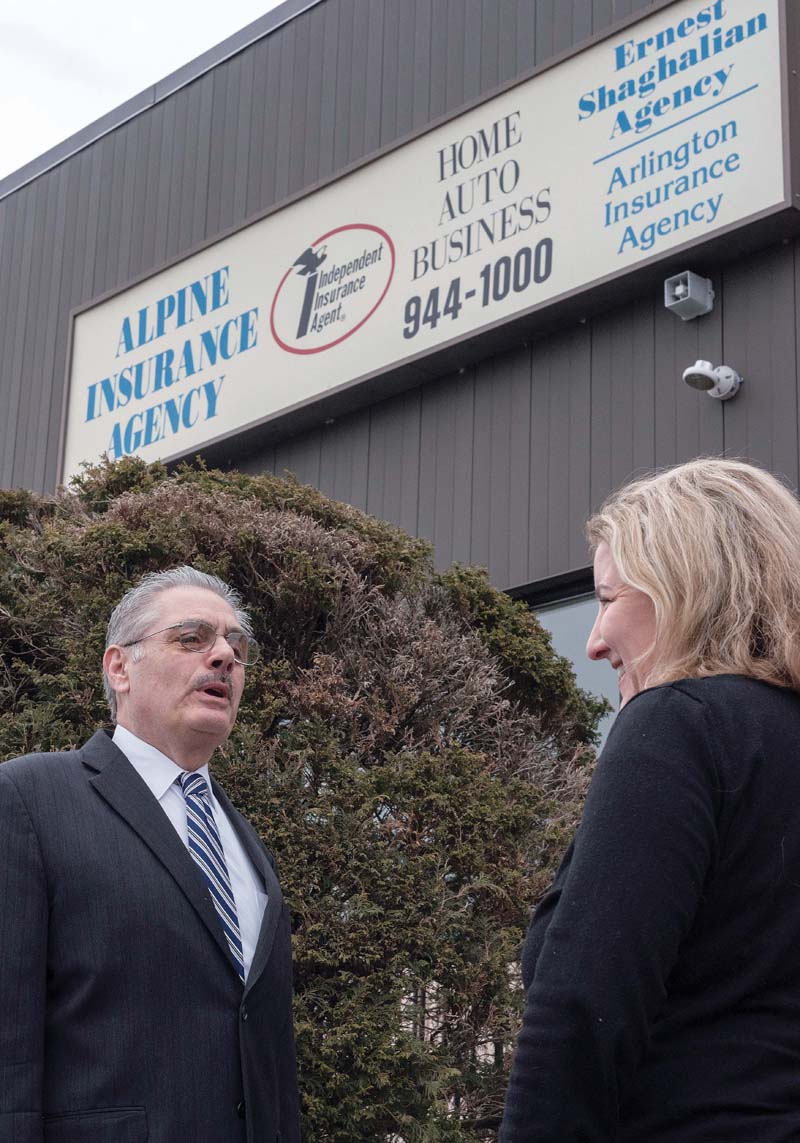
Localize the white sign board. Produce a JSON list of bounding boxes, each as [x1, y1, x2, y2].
[[63, 0, 787, 479]]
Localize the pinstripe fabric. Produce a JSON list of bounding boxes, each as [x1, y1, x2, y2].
[[179, 772, 246, 982], [0, 732, 300, 1142]]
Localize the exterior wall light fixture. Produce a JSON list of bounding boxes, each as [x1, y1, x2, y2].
[[682, 360, 742, 401]]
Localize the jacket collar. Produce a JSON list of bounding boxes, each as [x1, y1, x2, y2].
[[82, 729, 282, 987]]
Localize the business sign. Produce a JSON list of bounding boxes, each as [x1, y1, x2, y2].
[[62, 0, 788, 479]]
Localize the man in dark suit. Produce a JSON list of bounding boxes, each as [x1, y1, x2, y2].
[[0, 566, 300, 1143]]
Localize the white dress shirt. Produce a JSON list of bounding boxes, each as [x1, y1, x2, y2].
[[112, 724, 268, 980]]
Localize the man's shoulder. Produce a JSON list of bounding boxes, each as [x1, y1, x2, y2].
[[1, 730, 113, 789]]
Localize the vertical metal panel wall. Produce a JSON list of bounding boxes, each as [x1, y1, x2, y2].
[[2, 0, 798, 592], [240, 236, 800, 586]]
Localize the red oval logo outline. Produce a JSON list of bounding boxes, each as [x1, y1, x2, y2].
[[270, 223, 395, 355]]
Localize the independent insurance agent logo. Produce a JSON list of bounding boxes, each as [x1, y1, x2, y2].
[[270, 223, 395, 354]]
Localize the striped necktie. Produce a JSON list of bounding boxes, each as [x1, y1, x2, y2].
[[179, 771, 246, 983]]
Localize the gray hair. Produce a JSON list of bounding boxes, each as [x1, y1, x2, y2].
[[103, 565, 252, 721]]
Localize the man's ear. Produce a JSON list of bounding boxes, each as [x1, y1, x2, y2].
[[103, 645, 131, 699]]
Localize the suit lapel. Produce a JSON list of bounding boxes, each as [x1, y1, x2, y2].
[[81, 730, 241, 978], [213, 779, 284, 994]]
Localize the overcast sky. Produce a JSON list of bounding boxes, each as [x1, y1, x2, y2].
[[0, 0, 288, 181]]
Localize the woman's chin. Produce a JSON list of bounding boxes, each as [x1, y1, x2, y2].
[[618, 673, 637, 707]]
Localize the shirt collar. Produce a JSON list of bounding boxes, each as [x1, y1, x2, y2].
[[112, 723, 213, 804]]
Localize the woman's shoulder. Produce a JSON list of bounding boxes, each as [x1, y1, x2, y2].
[[605, 674, 800, 777], [625, 673, 800, 715]]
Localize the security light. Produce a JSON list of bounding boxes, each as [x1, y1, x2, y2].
[[682, 360, 742, 401]]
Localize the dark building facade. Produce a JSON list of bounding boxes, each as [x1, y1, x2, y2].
[[1, 0, 798, 715]]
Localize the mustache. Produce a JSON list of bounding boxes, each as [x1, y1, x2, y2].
[[194, 672, 233, 693]]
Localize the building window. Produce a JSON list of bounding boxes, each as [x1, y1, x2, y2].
[[536, 594, 618, 747]]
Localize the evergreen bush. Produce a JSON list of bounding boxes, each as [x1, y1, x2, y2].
[[0, 458, 607, 1141]]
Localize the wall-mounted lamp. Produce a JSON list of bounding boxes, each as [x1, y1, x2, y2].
[[682, 360, 742, 401]]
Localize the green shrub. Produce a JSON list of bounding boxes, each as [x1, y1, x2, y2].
[[0, 457, 606, 1141]]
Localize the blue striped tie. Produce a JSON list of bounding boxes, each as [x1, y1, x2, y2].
[[179, 772, 246, 983]]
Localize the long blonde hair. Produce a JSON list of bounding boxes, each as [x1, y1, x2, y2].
[[585, 458, 800, 692]]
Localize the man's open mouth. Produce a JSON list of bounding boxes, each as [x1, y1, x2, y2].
[[200, 683, 228, 699]]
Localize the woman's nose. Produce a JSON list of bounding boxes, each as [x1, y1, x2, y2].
[[586, 613, 609, 662]]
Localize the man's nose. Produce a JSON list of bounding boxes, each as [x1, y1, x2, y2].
[[208, 634, 235, 671]]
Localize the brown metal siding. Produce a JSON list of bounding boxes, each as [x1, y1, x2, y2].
[[0, 0, 796, 594], [366, 389, 422, 537], [240, 235, 800, 589], [722, 244, 799, 487], [529, 326, 592, 582], [0, 0, 666, 499]]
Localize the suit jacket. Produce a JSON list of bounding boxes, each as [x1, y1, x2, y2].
[[0, 729, 301, 1143]]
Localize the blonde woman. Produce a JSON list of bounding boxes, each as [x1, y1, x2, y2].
[[501, 458, 800, 1142]]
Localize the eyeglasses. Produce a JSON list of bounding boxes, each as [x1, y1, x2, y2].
[[121, 619, 260, 666]]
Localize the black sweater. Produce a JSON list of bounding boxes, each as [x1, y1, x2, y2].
[[500, 675, 800, 1142]]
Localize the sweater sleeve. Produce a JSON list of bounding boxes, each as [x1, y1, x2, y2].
[[500, 684, 721, 1142], [0, 769, 47, 1143]]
